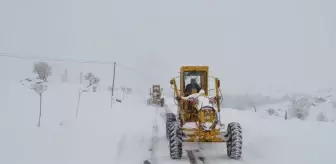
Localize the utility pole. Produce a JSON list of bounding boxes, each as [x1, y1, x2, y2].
[[122, 88, 125, 100], [80, 72, 83, 84], [111, 62, 116, 108]]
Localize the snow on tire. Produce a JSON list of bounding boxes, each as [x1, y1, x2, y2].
[[166, 113, 176, 122], [168, 121, 183, 159], [166, 113, 176, 140], [226, 122, 242, 160], [166, 122, 173, 140]]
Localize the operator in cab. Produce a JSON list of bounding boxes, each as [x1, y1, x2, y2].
[[184, 78, 201, 96]]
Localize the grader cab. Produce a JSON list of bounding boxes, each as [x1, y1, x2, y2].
[[166, 66, 243, 160]]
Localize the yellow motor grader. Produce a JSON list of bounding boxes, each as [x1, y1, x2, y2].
[[147, 85, 165, 107], [166, 66, 242, 160]]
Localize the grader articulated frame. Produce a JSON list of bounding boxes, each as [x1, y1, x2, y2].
[[165, 66, 243, 160]]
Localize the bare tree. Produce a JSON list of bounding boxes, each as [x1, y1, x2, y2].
[[84, 72, 100, 89], [33, 61, 52, 82], [30, 81, 48, 127]]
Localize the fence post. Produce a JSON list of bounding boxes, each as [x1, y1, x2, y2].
[[111, 62, 116, 108]]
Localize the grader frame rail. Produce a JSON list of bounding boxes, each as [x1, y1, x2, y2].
[[166, 66, 243, 160]]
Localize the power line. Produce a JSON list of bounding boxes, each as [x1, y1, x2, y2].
[[0, 54, 159, 78], [116, 63, 164, 79], [116, 63, 141, 73], [0, 54, 115, 65]]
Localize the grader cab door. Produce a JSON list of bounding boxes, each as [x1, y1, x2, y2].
[[181, 71, 208, 96]]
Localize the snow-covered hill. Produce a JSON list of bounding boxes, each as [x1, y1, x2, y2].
[[1, 81, 336, 164], [255, 94, 336, 122]]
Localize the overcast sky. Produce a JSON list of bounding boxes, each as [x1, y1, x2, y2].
[[1, 0, 335, 95]]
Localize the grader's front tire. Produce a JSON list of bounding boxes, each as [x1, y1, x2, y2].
[[226, 122, 242, 160], [168, 121, 183, 159], [166, 122, 172, 140], [166, 113, 176, 122], [166, 113, 176, 140], [160, 98, 165, 107]]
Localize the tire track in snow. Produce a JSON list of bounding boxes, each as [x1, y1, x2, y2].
[[114, 134, 127, 164], [196, 142, 248, 164], [115, 133, 153, 163], [116, 135, 127, 157], [186, 150, 198, 164], [113, 105, 156, 163], [145, 107, 160, 164], [194, 143, 209, 164]]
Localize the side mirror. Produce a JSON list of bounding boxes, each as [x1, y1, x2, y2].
[[217, 79, 220, 87], [170, 79, 174, 85]]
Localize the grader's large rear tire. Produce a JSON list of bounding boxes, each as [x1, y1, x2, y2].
[[168, 121, 182, 159], [226, 122, 242, 159]]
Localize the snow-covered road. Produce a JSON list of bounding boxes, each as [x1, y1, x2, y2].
[[1, 82, 336, 164]]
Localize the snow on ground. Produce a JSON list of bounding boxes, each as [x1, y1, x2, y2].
[[220, 108, 336, 164], [306, 102, 336, 122], [1, 81, 336, 164], [254, 101, 291, 118], [256, 99, 336, 122], [0, 80, 155, 164], [163, 97, 336, 164]]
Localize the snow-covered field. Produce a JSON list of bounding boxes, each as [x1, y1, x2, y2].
[[255, 98, 336, 122], [0, 80, 155, 164], [1, 80, 336, 164]]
